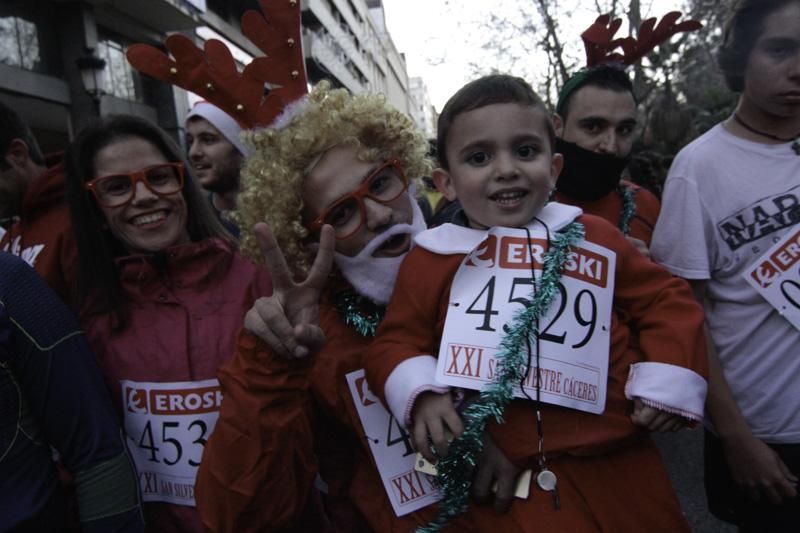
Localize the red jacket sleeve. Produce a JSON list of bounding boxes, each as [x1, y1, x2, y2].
[[364, 248, 462, 416], [195, 330, 317, 532], [593, 216, 707, 378], [627, 183, 661, 246]]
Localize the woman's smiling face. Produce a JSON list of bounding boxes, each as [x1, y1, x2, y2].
[[92, 136, 190, 254]]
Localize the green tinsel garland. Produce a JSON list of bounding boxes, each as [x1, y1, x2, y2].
[[418, 221, 585, 532], [617, 185, 637, 236], [332, 290, 386, 338]]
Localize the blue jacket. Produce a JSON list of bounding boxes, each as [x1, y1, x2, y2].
[[0, 252, 143, 532]]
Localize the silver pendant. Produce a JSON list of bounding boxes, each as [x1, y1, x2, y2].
[[536, 469, 557, 491]]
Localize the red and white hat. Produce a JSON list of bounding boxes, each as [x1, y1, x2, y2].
[[186, 101, 252, 157]]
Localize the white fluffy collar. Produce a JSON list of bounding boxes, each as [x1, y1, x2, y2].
[[414, 202, 583, 255]]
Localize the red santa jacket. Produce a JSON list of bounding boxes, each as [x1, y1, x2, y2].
[[554, 180, 660, 245], [361, 205, 706, 531], [1, 161, 78, 305], [81, 238, 271, 533], [195, 282, 482, 533], [366, 205, 706, 459]]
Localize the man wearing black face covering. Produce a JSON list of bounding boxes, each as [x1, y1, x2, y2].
[[552, 65, 661, 256]]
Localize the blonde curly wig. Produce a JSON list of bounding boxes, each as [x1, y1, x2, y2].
[[236, 81, 431, 279]]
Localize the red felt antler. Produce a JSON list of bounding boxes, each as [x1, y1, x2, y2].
[[580, 11, 702, 68], [126, 0, 307, 129]]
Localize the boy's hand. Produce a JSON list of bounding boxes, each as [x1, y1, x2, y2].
[[411, 391, 464, 463], [472, 431, 520, 513], [631, 398, 687, 432], [244, 223, 334, 360]]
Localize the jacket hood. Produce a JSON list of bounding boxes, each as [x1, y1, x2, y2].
[[21, 159, 67, 215]]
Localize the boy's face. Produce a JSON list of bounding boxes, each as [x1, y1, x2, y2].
[[434, 102, 562, 230], [554, 86, 638, 158], [741, 2, 800, 119]]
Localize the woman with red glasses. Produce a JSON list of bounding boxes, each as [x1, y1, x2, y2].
[[63, 114, 272, 532]]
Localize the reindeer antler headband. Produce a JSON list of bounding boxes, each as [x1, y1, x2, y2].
[[556, 11, 702, 114], [126, 0, 307, 129]]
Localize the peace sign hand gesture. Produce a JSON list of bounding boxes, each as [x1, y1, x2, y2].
[[245, 222, 335, 359]]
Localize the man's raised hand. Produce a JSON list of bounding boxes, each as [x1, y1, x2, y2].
[[244, 222, 335, 359]]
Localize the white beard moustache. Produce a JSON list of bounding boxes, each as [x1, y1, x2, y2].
[[333, 190, 427, 305]]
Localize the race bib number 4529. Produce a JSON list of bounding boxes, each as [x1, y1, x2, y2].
[[436, 228, 616, 414], [121, 378, 222, 506]]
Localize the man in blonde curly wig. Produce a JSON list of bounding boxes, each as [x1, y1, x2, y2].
[[195, 83, 471, 532], [237, 81, 430, 302]]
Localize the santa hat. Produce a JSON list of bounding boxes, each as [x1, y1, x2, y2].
[[186, 101, 252, 157]]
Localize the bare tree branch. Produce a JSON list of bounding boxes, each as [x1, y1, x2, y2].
[[534, 0, 570, 85]]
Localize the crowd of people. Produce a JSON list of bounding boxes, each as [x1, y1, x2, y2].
[[1, 0, 798, 531]]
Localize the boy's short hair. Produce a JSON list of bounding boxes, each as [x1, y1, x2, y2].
[[555, 65, 635, 118], [718, 0, 798, 92], [0, 100, 45, 167], [437, 74, 554, 170]]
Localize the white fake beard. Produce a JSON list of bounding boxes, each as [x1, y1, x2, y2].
[[334, 191, 426, 305]]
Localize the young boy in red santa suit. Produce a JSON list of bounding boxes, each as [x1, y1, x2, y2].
[[366, 74, 709, 532]]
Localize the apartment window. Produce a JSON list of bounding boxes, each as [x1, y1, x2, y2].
[[97, 37, 140, 101], [0, 16, 41, 71], [325, 0, 338, 20], [347, 0, 361, 24]]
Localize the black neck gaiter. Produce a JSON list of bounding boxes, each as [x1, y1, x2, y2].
[[555, 138, 630, 201]]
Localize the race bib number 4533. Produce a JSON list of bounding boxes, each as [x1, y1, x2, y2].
[[436, 228, 616, 414], [121, 378, 222, 506]]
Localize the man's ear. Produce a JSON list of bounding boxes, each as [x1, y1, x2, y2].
[[4, 138, 31, 171], [432, 167, 457, 201], [552, 113, 564, 138], [550, 152, 564, 181]]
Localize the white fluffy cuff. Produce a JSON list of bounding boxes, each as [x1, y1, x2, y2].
[[384, 355, 449, 427], [625, 362, 707, 422]]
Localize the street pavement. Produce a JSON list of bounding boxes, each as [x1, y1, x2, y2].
[[653, 429, 736, 533]]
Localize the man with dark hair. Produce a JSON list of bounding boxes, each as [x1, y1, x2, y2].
[[552, 64, 661, 254], [185, 102, 250, 237], [0, 104, 45, 223], [0, 100, 77, 304], [652, 1, 800, 530]]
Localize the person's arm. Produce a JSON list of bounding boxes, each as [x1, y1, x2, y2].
[[365, 245, 522, 512], [607, 220, 708, 426], [364, 247, 459, 427], [194, 330, 318, 532], [691, 280, 798, 504], [1, 254, 143, 532]]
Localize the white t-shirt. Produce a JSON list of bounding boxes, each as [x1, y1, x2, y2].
[[652, 124, 800, 443]]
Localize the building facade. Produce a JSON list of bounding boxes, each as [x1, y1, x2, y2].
[[0, 0, 417, 155], [408, 76, 437, 140]]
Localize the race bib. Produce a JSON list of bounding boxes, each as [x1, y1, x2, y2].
[[744, 226, 800, 331], [121, 379, 222, 506], [346, 369, 440, 516], [436, 227, 615, 414]]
